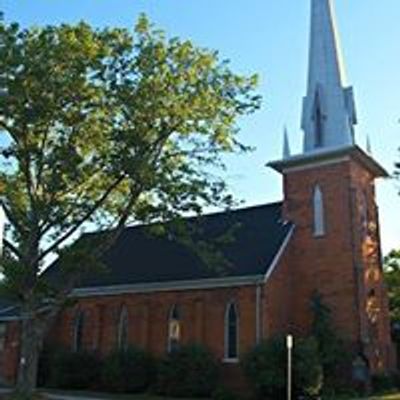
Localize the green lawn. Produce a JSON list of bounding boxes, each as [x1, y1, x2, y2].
[[41, 389, 400, 400], [42, 390, 204, 400], [361, 395, 400, 400], [41, 390, 400, 400]]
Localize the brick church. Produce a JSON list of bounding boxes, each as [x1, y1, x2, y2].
[[0, 0, 396, 385]]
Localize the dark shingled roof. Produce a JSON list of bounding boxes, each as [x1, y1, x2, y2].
[[0, 299, 19, 321], [46, 202, 292, 289]]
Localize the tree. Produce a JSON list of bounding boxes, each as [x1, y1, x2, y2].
[[310, 292, 349, 390], [0, 13, 260, 396], [384, 250, 400, 327]]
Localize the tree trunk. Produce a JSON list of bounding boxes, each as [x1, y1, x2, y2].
[[15, 311, 43, 398]]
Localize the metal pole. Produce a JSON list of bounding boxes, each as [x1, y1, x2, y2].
[[287, 335, 293, 400]]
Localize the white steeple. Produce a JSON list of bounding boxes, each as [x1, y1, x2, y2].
[[301, 0, 357, 153]]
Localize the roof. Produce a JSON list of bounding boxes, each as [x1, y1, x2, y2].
[[0, 299, 19, 322], [46, 202, 293, 293]]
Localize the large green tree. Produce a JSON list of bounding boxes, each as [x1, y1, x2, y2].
[[384, 250, 400, 325], [0, 14, 260, 396]]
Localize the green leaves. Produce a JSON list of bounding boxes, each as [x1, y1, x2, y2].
[[384, 250, 400, 323], [0, 14, 260, 303]]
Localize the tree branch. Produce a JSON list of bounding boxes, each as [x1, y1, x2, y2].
[[4, 239, 22, 259], [36, 174, 127, 263]]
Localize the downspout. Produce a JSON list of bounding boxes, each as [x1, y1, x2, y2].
[[255, 282, 262, 344]]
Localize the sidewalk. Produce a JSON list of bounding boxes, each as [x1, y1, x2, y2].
[[0, 388, 107, 400]]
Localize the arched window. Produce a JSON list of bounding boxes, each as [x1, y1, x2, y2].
[[168, 305, 181, 353], [224, 302, 239, 360], [313, 185, 325, 237], [73, 310, 85, 352], [117, 306, 129, 351]]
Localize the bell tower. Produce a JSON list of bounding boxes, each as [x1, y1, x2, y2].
[[269, 0, 394, 372]]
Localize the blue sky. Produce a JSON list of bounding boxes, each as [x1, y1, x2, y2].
[[1, 0, 399, 254]]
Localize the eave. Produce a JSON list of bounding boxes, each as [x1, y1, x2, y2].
[[267, 145, 388, 178]]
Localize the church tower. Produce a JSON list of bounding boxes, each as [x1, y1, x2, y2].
[[269, 0, 394, 372]]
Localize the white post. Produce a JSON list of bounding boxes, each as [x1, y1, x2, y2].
[[287, 334, 293, 400], [0, 205, 5, 257]]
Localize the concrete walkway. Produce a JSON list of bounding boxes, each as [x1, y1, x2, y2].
[[45, 393, 106, 400], [0, 388, 107, 400]]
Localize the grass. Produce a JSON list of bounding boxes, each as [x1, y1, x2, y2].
[[39, 389, 400, 400], [3, 389, 400, 400], [41, 390, 204, 400]]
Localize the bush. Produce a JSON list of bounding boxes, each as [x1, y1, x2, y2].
[[37, 344, 55, 387], [212, 386, 242, 400], [242, 336, 323, 399], [371, 373, 396, 394], [101, 346, 157, 393], [40, 347, 102, 390], [156, 343, 219, 397]]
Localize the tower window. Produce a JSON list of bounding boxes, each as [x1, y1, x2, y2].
[[168, 304, 181, 353], [224, 302, 239, 360], [117, 306, 129, 351], [313, 185, 325, 237], [312, 88, 325, 148]]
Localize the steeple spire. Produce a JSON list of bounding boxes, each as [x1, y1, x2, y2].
[[301, 0, 357, 153]]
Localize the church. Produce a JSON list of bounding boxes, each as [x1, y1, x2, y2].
[[0, 0, 396, 386]]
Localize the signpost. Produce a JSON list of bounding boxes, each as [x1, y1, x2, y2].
[[287, 334, 293, 400]]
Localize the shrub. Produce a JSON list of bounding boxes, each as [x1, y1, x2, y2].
[[156, 343, 219, 397], [101, 346, 157, 393], [311, 292, 350, 390], [371, 373, 396, 394], [212, 386, 242, 400], [37, 344, 55, 387], [242, 336, 323, 399], [41, 347, 102, 390], [294, 337, 324, 397]]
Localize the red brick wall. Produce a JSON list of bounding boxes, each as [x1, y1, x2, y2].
[[264, 245, 293, 337], [0, 322, 20, 385], [50, 284, 262, 362], [282, 156, 394, 372]]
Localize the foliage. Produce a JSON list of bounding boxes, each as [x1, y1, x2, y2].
[[0, 11, 260, 393], [242, 336, 323, 399], [311, 292, 349, 387], [371, 373, 397, 394], [156, 343, 219, 397], [384, 250, 400, 325], [212, 386, 242, 400], [383, 250, 400, 371], [101, 346, 157, 393], [39, 347, 102, 390]]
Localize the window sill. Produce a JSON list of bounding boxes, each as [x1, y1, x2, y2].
[[313, 232, 326, 238], [222, 358, 239, 364]]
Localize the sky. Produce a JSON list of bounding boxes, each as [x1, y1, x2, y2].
[[1, 0, 399, 254]]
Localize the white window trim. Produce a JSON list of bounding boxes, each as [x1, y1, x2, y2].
[[73, 310, 85, 352], [224, 301, 239, 361], [313, 185, 325, 237], [222, 357, 239, 364], [117, 306, 129, 351]]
